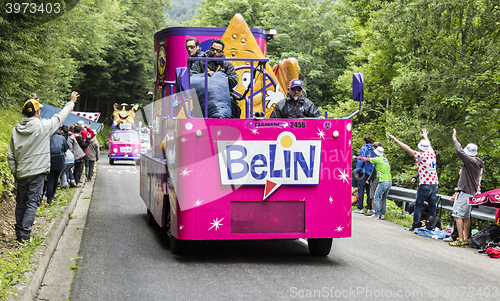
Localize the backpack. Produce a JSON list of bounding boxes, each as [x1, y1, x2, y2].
[[469, 223, 500, 249], [425, 215, 441, 230]]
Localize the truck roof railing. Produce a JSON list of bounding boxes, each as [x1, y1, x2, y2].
[[161, 57, 269, 119]]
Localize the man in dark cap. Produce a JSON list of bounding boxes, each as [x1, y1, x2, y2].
[[269, 79, 322, 118], [8, 91, 79, 242]]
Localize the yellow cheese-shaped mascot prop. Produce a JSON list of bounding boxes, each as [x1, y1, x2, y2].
[[113, 103, 139, 129], [222, 14, 297, 118]]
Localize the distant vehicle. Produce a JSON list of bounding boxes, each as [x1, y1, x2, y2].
[[139, 127, 151, 153], [108, 129, 141, 165]]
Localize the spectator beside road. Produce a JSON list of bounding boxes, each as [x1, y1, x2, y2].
[[448, 129, 484, 247], [68, 125, 89, 186], [355, 146, 392, 219], [59, 149, 75, 189], [269, 79, 322, 119], [365, 141, 382, 215], [353, 136, 374, 214], [390, 129, 439, 231], [8, 91, 78, 242], [59, 125, 76, 188], [44, 130, 69, 204], [86, 131, 100, 181]]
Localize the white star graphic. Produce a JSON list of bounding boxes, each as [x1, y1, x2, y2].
[[329, 196, 334, 204], [335, 226, 344, 232], [251, 128, 259, 135], [180, 137, 188, 143], [283, 122, 289, 128], [180, 168, 192, 177], [338, 169, 349, 183], [194, 199, 203, 207], [217, 130, 222, 136], [179, 225, 184, 230], [208, 217, 224, 231], [348, 139, 352, 147], [317, 128, 325, 140]]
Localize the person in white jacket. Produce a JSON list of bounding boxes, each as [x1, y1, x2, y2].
[[8, 91, 79, 242]]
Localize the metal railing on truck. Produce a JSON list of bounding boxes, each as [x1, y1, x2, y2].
[[388, 186, 497, 221]]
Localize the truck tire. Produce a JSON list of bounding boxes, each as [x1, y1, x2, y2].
[[307, 238, 333, 256], [146, 208, 155, 227], [169, 203, 187, 254], [109, 158, 114, 165]]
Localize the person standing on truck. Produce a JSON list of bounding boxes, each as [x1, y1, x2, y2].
[[190, 39, 238, 92], [389, 129, 439, 231], [449, 129, 484, 247], [269, 79, 322, 118], [8, 91, 79, 242], [186, 37, 204, 58], [353, 136, 374, 214]]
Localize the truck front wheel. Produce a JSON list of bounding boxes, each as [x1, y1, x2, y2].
[[307, 238, 332, 256]]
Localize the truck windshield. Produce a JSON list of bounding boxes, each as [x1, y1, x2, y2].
[[112, 132, 140, 142]]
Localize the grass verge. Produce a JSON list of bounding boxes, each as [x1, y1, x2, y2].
[[0, 187, 74, 299]]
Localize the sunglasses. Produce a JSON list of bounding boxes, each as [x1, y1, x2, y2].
[[210, 47, 223, 53], [291, 87, 302, 92], [114, 104, 134, 111], [186, 45, 197, 50]]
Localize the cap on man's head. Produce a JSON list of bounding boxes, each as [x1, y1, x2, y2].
[[464, 143, 478, 156], [417, 139, 429, 152], [22, 98, 43, 117], [374, 146, 385, 157], [77, 120, 85, 126], [30, 93, 39, 100], [289, 79, 303, 89]]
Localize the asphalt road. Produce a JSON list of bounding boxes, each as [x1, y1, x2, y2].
[[70, 159, 500, 301]]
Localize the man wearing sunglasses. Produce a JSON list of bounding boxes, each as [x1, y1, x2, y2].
[[186, 37, 203, 58], [190, 39, 238, 92], [269, 79, 322, 119]]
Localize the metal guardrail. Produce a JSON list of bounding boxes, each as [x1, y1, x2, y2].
[[388, 186, 497, 221]]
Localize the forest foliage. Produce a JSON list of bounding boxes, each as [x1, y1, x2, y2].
[[1, 0, 500, 194], [0, 0, 169, 118]]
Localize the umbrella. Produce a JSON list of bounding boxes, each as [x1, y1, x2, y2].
[[468, 189, 500, 208], [40, 102, 102, 133]]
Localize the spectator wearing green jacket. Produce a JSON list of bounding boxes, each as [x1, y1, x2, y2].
[[354, 146, 392, 219]]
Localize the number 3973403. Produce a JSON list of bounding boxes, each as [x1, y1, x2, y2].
[[5, 3, 61, 14]]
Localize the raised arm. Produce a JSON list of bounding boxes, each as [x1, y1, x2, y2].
[[353, 156, 371, 163], [389, 135, 415, 156], [420, 128, 433, 153]]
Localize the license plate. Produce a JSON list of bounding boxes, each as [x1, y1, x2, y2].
[[120, 147, 132, 153]]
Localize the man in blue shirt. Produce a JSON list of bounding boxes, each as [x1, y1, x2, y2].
[[353, 136, 374, 213]]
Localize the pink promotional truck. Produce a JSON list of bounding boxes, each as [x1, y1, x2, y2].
[[140, 22, 364, 255], [108, 129, 141, 165]]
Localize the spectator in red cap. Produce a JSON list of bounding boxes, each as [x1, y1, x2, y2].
[[269, 79, 322, 118], [86, 130, 100, 181]]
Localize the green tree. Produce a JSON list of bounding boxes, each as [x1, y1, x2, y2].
[[186, 0, 355, 107], [341, 0, 500, 193], [186, 0, 266, 28], [74, 0, 169, 118]]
